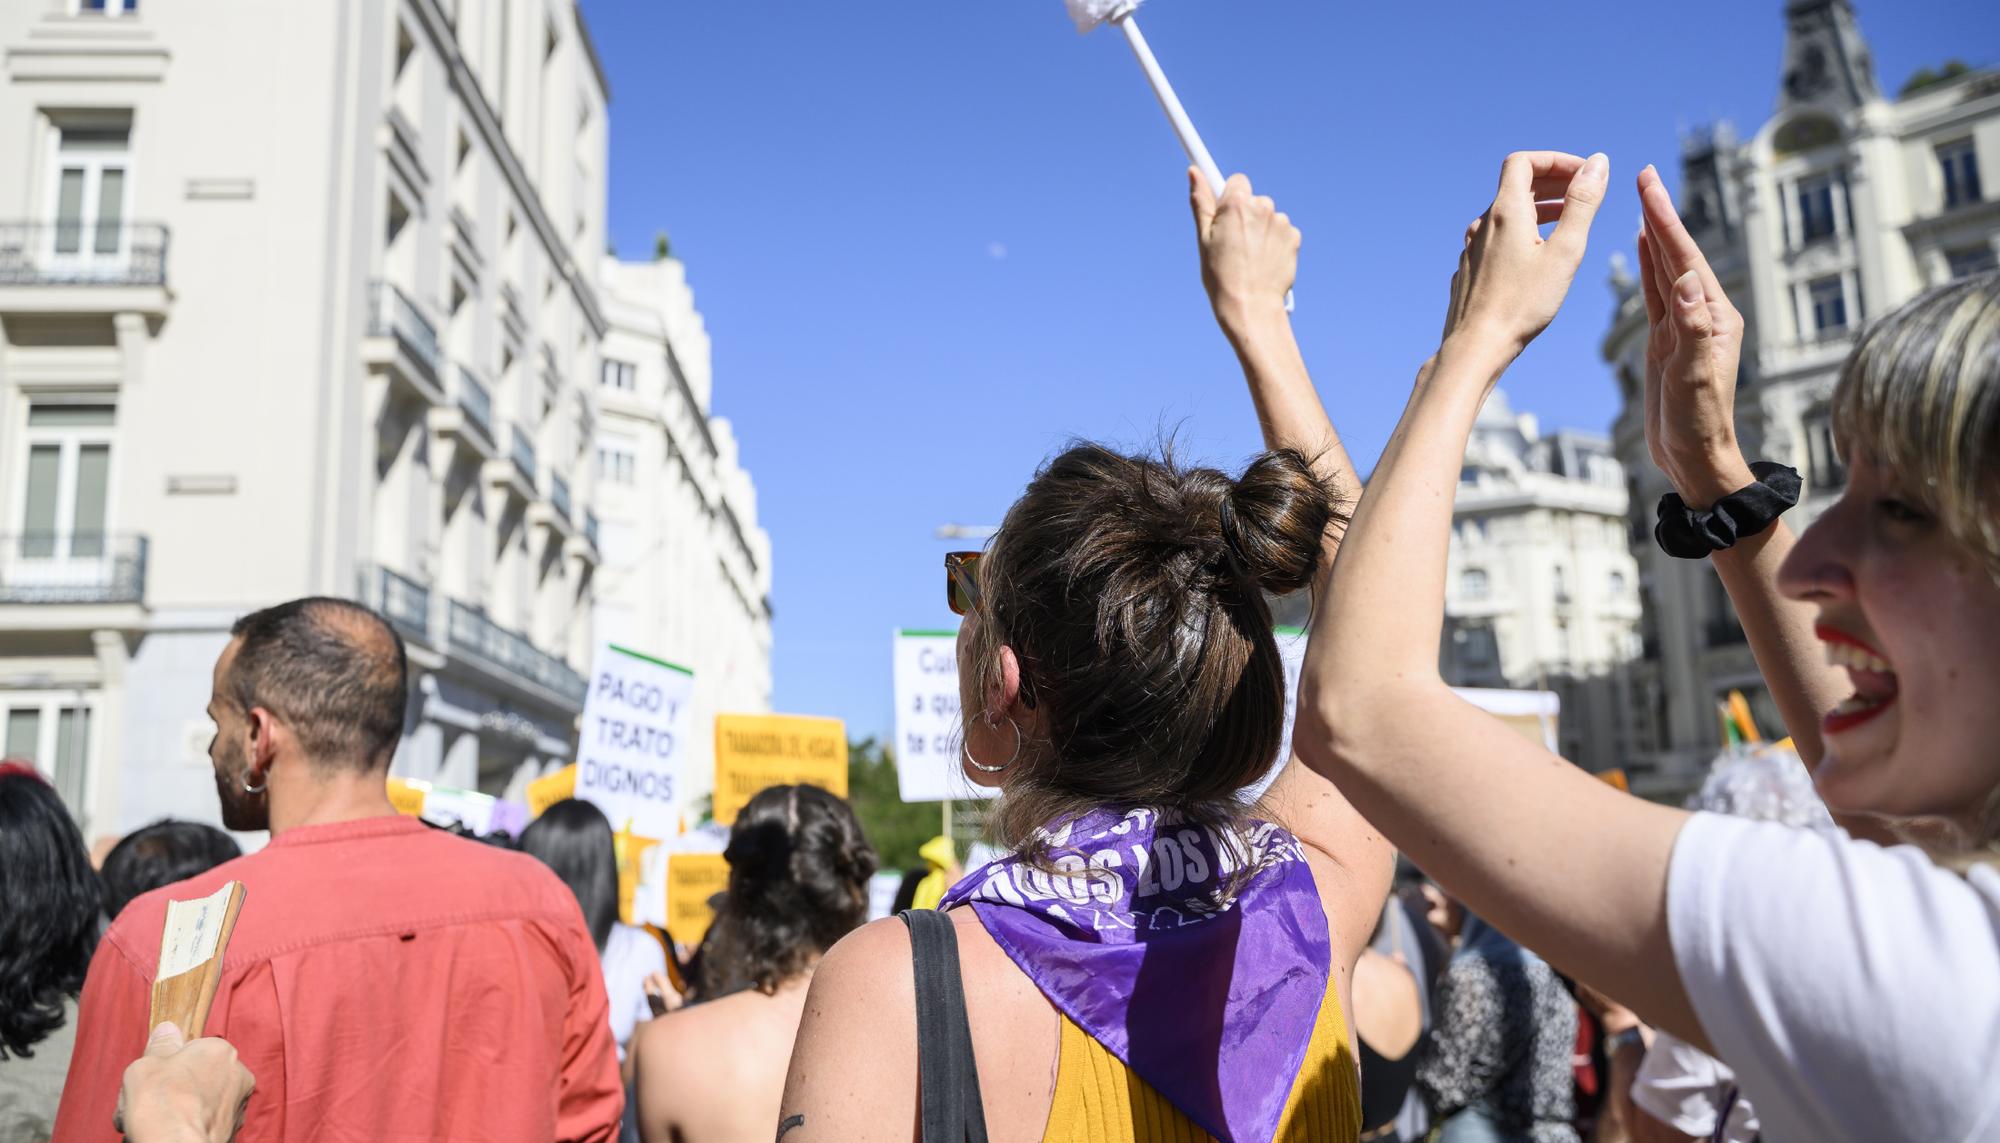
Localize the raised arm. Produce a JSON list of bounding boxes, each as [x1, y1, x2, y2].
[[1189, 169, 1391, 965], [1295, 151, 1715, 1048], [1190, 170, 1358, 504]]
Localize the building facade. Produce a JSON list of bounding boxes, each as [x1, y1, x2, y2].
[[0, 0, 618, 837], [1440, 391, 1647, 773], [594, 254, 774, 810], [1603, 0, 2000, 791]]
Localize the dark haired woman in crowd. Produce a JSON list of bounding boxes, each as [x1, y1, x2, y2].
[[0, 763, 102, 1141], [632, 784, 876, 1143], [778, 172, 1393, 1143], [100, 819, 243, 921], [1302, 146, 2000, 1142], [520, 798, 670, 1067]]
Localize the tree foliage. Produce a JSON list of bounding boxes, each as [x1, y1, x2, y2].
[[846, 737, 940, 874], [1901, 60, 1972, 97]]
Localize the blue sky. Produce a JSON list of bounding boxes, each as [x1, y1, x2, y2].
[[580, 0, 1996, 743]]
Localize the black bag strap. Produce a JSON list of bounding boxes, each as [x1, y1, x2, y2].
[[899, 909, 989, 1143]]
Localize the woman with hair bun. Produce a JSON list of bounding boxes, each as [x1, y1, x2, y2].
[[777, 170, 1394, 1143], [632, 784, 876, 1143]]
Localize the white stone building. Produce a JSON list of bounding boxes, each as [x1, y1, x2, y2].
[[1602, 0, 2000, 792], [594, 254, 774, 809], [0, 0, 616, 837], [1440, 391, 1647, 772]]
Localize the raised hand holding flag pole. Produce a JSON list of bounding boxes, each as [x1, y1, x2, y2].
[[1065, 0, 1294, 310]]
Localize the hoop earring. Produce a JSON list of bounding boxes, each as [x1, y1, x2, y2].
[[242, 770, 266, 795], [964, 714, 1020, 775]]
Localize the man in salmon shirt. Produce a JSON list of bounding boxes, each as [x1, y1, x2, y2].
[[53, 597, 623, 1142]]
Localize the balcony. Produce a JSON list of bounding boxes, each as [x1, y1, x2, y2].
[[0, 223, 172, 318], [362, 280, 444, 405], [0, 534, 147, 607], [550, 473, 572, 522], [446, 599, 588, 708], [358, 564, 434, 644], [430, 362, 498, 465], [481, 424, 536, 505]]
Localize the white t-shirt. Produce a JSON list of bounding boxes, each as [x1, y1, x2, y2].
[[601, 922, 668, 1060], [1631, 1030, 1759, 1143], [1667, 812, 2000, 1141]]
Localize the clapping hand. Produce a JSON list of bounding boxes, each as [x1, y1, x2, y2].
[[1439, 151, 1609, 370], [1636, 165, 1755, 506]]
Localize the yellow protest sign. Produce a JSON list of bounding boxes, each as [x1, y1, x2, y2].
[[666, 852, 731, 948], [528, 763, 577, 819], [712, 713, 847, 826], [385, 777, 427, 818]]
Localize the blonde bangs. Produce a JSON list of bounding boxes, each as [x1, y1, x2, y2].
[[1832, 271, 2000, 572]]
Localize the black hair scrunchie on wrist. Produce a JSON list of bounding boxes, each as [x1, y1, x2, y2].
[[1654, 462, 1802, 559]]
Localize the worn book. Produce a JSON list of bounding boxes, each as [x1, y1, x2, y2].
[[148, 880, 247, 1036]]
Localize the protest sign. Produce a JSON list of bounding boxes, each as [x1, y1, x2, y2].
[[527, 763, 577, 818], [576, 643, 695, 840], [893, 629, 996, 803], [712, 712, 848, 826], [666, 852, 730, 948], [385, 777, 527, 836]]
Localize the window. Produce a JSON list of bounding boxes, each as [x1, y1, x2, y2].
[[1947, 245, 1998, 280], [1808, 276, 1848, 334], [1553, 566, 1570, 602], [1457, 624, 1498, 668], [3, 696, 92, 811], [1460, 568, 1489, 599], [594, 443, 635, 485], [49, 123, 131, 260], [1610, 571, 1628, 596], [1803, 406, 1846, 490], [78, 0, 138, 13], [1939, 139, 1983, 210], [15, 404, 115, 560], [600, 359, 635, 391], [1797, 175, 1837, 242]]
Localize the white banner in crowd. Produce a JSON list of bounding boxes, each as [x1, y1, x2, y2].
[[576, 643, 696, 839], [1244, 624, 1560, 801], [892, 629, 998, 803]]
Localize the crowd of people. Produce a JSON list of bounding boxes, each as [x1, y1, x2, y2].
[[1, 145, 1997, 1143]]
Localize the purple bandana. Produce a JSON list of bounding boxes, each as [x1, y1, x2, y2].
[[940, 807, 1329, 1143]]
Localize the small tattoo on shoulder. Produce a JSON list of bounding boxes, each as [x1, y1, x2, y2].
[[776, 1113, 805, 1141]]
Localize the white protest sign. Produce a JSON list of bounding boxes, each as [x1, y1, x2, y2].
[[576, 643, 695, 839], [892, 628, 996, 803]]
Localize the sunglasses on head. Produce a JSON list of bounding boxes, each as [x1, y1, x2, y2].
[[943, 550, 1037, 709], [945, 551, 982, 617]]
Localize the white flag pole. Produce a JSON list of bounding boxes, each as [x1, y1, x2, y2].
[[1113, 14, 1294, 311]]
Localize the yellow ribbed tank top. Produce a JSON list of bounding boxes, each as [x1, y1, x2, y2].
[[1041, 976, 1360, 1142]]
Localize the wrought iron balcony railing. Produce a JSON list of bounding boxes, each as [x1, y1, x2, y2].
[[359, 564, 433, 641], [450, 363, 495, 445], [367, 280, 440, 376], [0, 533, 148, 604], [510, 427, 538, 486], [550, 473, 572, 522], [445, 599, 587, 705], [0, 222, 169, 286]]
